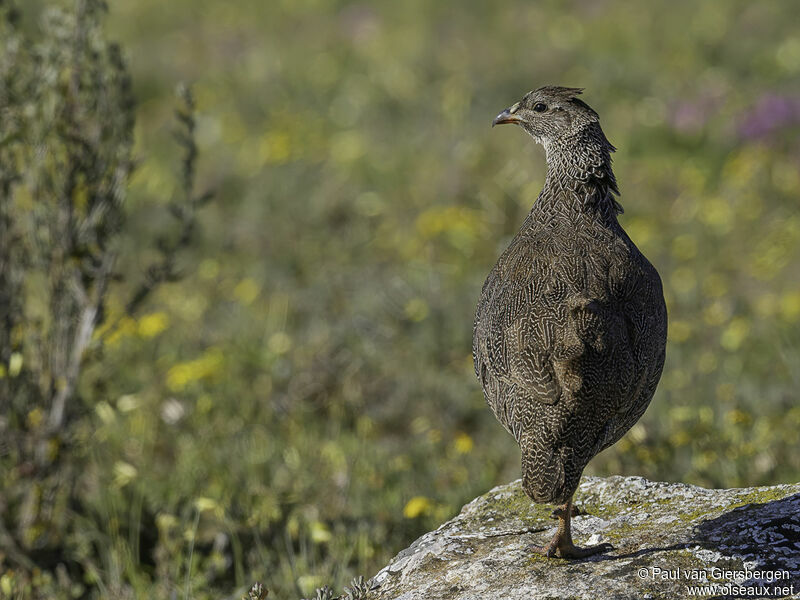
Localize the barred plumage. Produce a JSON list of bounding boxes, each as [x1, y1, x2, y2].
[[473, 86, 667, 558]]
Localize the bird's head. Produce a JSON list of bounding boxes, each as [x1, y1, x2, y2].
[[493, 85, 621, 201], [492, 86, 600, 150]]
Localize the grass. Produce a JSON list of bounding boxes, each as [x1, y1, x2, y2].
[[2, 0, 800, 598]]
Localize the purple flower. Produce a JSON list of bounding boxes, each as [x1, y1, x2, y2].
[[738, 94, 800, 140]]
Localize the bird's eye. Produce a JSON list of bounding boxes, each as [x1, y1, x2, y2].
[[533, 103, 547, 113]]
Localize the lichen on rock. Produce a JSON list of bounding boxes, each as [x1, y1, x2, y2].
[[367, 476, 800, 600]]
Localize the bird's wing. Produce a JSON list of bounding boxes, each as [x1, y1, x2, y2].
[[475, 235, 636, 409], [474, 235, 569, 411], [591, 250, 667, 448]]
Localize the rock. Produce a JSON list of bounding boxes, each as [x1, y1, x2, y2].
[[368, 476, 800, 600]]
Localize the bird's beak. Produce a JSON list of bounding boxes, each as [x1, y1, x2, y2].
[[492, 103, 524, 127]]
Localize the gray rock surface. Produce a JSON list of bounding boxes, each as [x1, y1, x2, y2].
[[368, 476, 800, 600]]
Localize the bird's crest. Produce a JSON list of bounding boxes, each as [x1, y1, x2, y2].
[[532, 86, 598, 119]]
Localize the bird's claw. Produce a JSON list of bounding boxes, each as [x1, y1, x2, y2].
[[528, 540, 613, 559]]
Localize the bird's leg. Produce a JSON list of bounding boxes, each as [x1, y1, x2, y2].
[[530, 496, 613, 559], [549, 502, 580, 519]]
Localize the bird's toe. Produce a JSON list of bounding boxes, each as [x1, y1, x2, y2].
[[556, 541, 614, 559]]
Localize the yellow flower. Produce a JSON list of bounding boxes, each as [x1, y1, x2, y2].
[[310, 521, 332, 544], [26, 407, 44, 429], [0, 573, 13, 597], [117, 394, 140, 412], [726, 409, 751, 426], [779, 291, 800, 322], [260, 131, 291, 164], [8, 352, 22, 377], [166, 348, 224, 391], [233, 278, 260, 305], [194, 497, 221, 514], [107, 316, 137, 346], [453, 432, 473, 454], [720, 317, 750, 351], [403, 496, 432, 519], [138, 312, 169, 338], [669, 430, 691, 447], [156, 513, 179, 532], [95, 401, 116, 425], [404, 298, 429, 322], [414, 206, 481, 242], [113, 461, 138, 487]]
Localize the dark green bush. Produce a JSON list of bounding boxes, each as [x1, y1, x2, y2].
[[1, 1, 208, 596]]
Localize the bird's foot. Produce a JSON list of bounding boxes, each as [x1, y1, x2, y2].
[[528, 539, 613, 559]]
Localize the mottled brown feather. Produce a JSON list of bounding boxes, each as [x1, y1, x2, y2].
[[474, 87, 667, 504]]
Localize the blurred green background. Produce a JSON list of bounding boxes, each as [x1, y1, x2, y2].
[[4, 0, 800, 597]]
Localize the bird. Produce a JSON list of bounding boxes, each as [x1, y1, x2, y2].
[[472, 86, 667, 558]]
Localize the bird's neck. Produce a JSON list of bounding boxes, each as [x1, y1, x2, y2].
[[535, 124, 622, 222]]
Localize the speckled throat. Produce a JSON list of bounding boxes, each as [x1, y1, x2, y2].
[[536, 121, 622, 222]]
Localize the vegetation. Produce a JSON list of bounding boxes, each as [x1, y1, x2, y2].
[[1, 0, 799, 598]]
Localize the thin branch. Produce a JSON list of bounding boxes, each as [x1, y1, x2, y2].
[[46, 250, 115, 436]]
